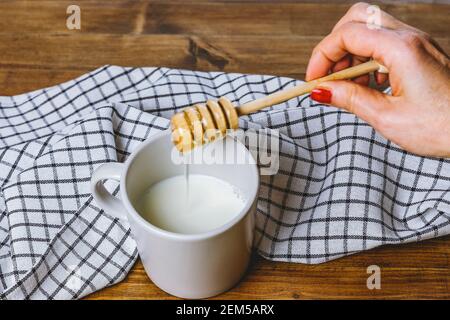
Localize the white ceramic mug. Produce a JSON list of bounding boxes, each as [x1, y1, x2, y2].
[[90, 130, 259, 299]]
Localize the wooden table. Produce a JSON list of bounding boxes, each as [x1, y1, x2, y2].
[[1, 0, 449, 299]]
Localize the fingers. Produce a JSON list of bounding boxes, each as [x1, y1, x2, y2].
[[331, 55, 370, 85], [331, 55, 351, 73], [311, 80, 393, 131], [305, 22, 400, 81], [350, 56, 370, 86], [342, 3, 450, 65], [332, 2, 411, 32], [375, 71, 389, 86]]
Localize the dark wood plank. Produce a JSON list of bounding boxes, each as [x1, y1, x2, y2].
[[0, 1, 140, 34], [0, 33, 321, 95], [1, 33, 448, 96], [85, 236, 450, 299], [0, 2, 448, 37], [144, 2, 450, 37]]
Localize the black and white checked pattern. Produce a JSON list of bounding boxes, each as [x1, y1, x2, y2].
[[0, 65, 449, 299]]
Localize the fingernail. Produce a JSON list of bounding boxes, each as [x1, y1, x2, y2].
[[311, 88, 332, 104]]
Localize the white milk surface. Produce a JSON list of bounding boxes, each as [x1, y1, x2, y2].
[[136, 174, 247, 234]]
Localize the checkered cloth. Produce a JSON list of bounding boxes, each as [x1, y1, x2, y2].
[[1, 65, 449, 299]]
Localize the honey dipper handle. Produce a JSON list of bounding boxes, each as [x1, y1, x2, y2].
[[236, 60, 387, 116]]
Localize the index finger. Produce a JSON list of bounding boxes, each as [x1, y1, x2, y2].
[[332, 2, 409, 33], [305, 22, 402, 81]]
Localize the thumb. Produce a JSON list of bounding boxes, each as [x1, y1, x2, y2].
[[311, 80, 392, 125]]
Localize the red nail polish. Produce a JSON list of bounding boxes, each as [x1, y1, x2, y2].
[[311, 88, 332, 104]]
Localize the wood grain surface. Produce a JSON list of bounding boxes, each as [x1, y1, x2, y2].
[[0, 0, 449, 300]]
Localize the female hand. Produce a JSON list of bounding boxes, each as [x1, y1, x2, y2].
[[306, 2, 450, 158]]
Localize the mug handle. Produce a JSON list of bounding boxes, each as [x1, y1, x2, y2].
[[90, 162, 127, 220]]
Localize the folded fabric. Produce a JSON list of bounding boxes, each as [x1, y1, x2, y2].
[[0, 66, 449, 299]]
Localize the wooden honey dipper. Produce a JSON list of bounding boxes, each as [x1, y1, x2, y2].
[[171, 60, 388, 152]]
